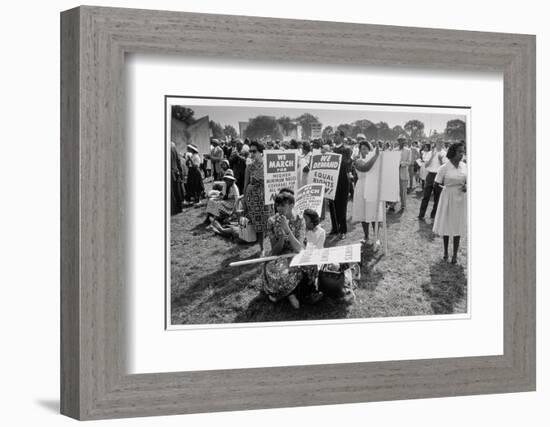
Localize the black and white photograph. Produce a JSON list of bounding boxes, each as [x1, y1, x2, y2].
[[168, 96, 469, 326]]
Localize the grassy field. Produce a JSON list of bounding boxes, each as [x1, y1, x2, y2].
[[170, 184, 467, 325]]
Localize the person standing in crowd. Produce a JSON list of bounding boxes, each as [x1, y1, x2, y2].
[[418, 139, 447, 221], [432, 142, 467, 264], [210, 138, 224, 180], [184, 143, 204, 205], [352, 140, 382, 244], [170, 142, 185, 215], [409, 140, 421, 192], [418, 142, 431, 189], [329, 130, 353, 240], [243, 140, 272, 256], [229, 139, 247, 194], [298, 141, 312, 189], [264, 192, 317, 309], [395, 135, 411, 212], [222, 139, 233, 159]]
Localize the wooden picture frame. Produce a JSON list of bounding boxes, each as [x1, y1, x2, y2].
[[60, 6, 536, 420]]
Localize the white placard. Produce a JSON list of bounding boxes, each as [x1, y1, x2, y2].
[[294, 183, 325, 216], [308, 153, 342, 200], [363, 151, 401, 202], [263, 150, 299, 204], [290, 244, 361, 267]]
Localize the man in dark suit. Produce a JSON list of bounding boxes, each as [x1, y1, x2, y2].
[[329, 130, 353, 239]]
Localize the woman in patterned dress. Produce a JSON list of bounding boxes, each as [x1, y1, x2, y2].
[[243, 140, 272, 256], [432, 142, 467, 264], [263, 192, 317, 309]]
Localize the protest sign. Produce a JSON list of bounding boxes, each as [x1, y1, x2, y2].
[[363, 151, 401, 202], [289, 243, 361, 268], [263, 150, 299, 204], [310, 123, 322, 140], [307, 153, 342, 200], [294, 183, 325, 216]]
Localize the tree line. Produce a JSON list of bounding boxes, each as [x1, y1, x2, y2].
[[172, 105, 466, 142]]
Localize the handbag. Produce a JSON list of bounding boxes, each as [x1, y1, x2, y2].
[[238, 216, 257, 243], [318, 264, 346, 298]]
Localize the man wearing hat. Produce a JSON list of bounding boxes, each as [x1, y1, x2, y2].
[[210, 138, 224, 181], [185, 143, 204, 204]]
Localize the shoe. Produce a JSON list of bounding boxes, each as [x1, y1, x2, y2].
[[329, 230, 338, 235], [417, 215, 424, 220], [308, 291, 324, 304], [288, 294, 300, 309], [339, 233, 346, 240], [443, 254, 448, 262], [451, 255, 458, 264]]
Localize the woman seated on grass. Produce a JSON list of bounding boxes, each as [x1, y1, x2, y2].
[[205, 169, 240, 230], [263, 193, 321, 309], [303, 208, 326, 249]]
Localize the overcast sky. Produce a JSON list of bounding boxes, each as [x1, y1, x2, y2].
[[179, 104, 467, 135]]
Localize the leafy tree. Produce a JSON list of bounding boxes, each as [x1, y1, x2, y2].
[[171, 106, 196, 125], [209, 120, 225, 140], [223, 125, 238, 140], [295, 113, 320, 140], [376, 121, 392, 140], [336, 123, 353, 137], [444, 119, 466, 141], [391, 125, 405, 140], [244, 115, 282, 140], [322, 125, 334, 141], [403, 120, 425, 140], [276, 116, 294, 134]]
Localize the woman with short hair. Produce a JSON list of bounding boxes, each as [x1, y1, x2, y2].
[[432, 142, 467, 264], [352, 140, 382, 245]]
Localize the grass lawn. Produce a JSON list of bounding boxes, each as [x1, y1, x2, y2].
[[170, 184, 467, 325]]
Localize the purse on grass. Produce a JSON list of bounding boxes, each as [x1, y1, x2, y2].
[[238, 216, 257, 243]]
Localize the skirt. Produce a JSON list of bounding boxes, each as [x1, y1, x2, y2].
[[432, 186, 467, 237]]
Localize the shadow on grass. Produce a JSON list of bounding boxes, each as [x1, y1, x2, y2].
[[171, 251, 263, 308], [416, 219, 435, 242], [421, 260, 466, 314], [234, 289, 353, 323]]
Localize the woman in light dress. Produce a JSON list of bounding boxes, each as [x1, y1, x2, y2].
[[351, 140, 382, 245], [432, 142, 467, 264]]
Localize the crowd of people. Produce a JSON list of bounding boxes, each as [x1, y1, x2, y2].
[[171, 130, 467, 308]]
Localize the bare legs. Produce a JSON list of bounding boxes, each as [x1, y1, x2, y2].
[[361, 221, 380, 244], [257, 232, 265, 257], [443, 235, 461, 263]]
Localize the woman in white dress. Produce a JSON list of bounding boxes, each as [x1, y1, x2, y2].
[[432, 142, 467, 264], [352, 140, 382, 244]]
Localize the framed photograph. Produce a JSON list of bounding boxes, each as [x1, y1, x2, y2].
[[61, 6, 535, 420]]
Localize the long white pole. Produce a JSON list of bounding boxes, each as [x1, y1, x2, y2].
[[374, 151, 385, 254], [229, 253, 296, 267]]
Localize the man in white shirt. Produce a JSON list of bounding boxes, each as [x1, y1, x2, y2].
[[418, 139, 447, 220]]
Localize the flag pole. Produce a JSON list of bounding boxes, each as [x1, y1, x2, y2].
[[374, 150, 386, 255]]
